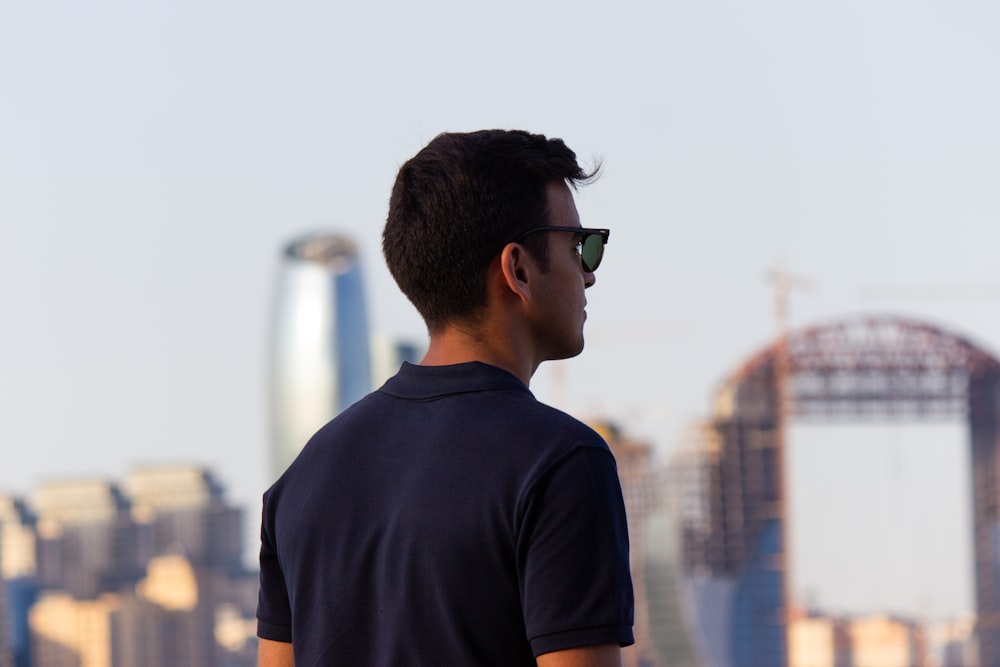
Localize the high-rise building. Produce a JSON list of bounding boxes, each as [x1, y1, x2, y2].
[[29, 592, 118, 667], [122, 466, 255, 666], [124, 466, 243, 570], [785, 612, 930, 667], [0, 495, 36, 667], [0, 577, 10, 667], [788, 615, 851, 667], [0, 497, 34, 582], [847, 615, 927, 667], [595, 422, 705, 667], [33, 480, 141, 599], [22, 467, 257, 667], [269, 232, 371, 479], [934, 614, 978, 667], [112, 553, 209, 667]]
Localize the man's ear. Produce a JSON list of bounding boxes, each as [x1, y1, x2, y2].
[[497, 242, 534, 303]]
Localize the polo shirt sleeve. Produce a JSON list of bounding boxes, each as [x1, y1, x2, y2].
[[517, 445, 635, 657], [257, 491, 293, 643]]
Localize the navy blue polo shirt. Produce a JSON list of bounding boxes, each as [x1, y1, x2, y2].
[[258, 361, 634, 666]]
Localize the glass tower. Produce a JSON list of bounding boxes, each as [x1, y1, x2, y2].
[[269, 232, 371, 479]]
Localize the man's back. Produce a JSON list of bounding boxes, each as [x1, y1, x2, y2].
[[258, 362, 633, 665]]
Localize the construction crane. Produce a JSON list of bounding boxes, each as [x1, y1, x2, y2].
[[767, 265, 812, 639]]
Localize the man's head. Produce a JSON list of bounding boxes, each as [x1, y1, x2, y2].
[[383, 129, 599, 333]]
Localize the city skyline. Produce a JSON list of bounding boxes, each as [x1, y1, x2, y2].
[[4, 453, 973, 666], [3, 0, 998, 640], [0, 464, 258, 666]]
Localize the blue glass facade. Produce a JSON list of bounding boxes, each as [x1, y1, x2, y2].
[[269, 232, 371, 479], [6, 577, 38, 667], [731, 519, 785, 667]]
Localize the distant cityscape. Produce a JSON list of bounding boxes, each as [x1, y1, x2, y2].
[[0, 232, 423, 667], [0, 466, 257, 667], [0, 453, 979, 667], [0, 235, 989, 666]]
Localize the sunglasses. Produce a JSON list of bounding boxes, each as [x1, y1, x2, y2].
[[510, 226, 611, 273]]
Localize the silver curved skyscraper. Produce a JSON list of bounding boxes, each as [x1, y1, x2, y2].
[[269, 232, 371, 479]]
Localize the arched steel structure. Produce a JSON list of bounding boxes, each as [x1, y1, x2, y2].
[[689, 315, 1000, 667]]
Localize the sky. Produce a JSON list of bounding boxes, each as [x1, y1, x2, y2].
[[2, 0, 998, 622]]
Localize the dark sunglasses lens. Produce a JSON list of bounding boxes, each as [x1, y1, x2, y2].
[[581, 234, 604, 272]]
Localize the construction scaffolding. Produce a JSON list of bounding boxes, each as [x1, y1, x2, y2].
[[679, 315, 1000, 667]]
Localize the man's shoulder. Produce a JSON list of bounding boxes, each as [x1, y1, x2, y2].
[[269, 364, 612, 498], [504, 397, 609, 449]]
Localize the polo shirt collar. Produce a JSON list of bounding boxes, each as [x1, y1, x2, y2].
[[379, 361, 533, 400]]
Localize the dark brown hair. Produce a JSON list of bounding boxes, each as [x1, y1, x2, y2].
[[383, 129, 598, 332]]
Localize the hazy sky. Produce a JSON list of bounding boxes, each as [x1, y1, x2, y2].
[[2, 0, 997, 621]]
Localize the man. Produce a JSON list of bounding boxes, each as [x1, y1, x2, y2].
[[258, 129, 634, 666]]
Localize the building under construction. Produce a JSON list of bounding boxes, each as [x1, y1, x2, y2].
[[678, 315, 1000, 667]]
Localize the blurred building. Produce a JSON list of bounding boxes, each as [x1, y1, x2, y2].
[[16, 466, 256, 667], [123, 467, 252, 666], [788, 615, 845, 667], [596, 422, 705, 667], [788, 613, 928, 667], [676, 316, 1000, 666], [30, 593, 117, 667], [0, 498, 35, 582], [0, 577, 9, 667], [847, 615, 927, 667], [113, 553, 208, 667], [0, 495, 36, 667], [33, 480, 140, 600], [124, 466, 243, 571], [269, 232, 372, 479], [934, 614, 978, 667]]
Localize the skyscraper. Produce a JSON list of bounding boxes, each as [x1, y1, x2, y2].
[[24, 467, 257, 667], [0, 495, 36, 667], [0, 576, 10, 667], [124, 466, 243, 570], [594, 422, 705, 667], [269, 232, 372, 479], [33, 480, 139, 599]]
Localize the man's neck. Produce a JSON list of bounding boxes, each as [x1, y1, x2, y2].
[[420, 322, 538, 387]]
